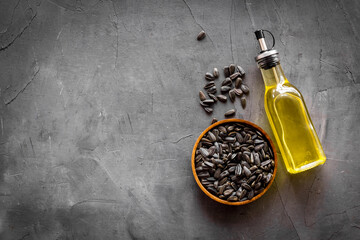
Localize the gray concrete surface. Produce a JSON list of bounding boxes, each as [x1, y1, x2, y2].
[[0, 0, 359, 239]]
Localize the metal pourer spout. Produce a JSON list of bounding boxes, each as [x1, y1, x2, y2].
[[255, 29, 268, 51], [254, 29, 279, 69]]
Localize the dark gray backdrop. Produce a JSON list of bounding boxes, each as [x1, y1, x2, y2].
[[0, 0, 359, 239]]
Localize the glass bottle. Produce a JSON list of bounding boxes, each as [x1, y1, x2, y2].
[[254, 30, 326, 174]]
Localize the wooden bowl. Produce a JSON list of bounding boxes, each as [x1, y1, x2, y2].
[[191, 119, 277, 205]]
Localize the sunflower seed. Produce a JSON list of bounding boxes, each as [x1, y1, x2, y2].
[[197, 171, 210, 178], [229, 89, 236, 102], [243, 166, 251, 178], [211, 118, 218, 125], [213, 68, 219, 78], [235, 133, 244, 143], [237, 65, 245, 76], [249, 165, 258, 171], [243, 154, 250, 164], [207, 177, 216, 182], [265, 173, 273, 184], [217, 94, 227, 102], [234, 88, 243, 96], [247, 175, 257, 184], [214, 159, 224, 165], [197, 30, 206, 40], [204, 81, 215, 89], [212, 168, 220, 179], [254, 182, 262, 190], [207, 86, 217, 94], [208, 93, 218, 102], [208, 131, 216, 142], [206, 186, 217, 194], [224, 189, 234, 196], [199, 91, 207, 101], [256, 174, 263, 183], [247, 190, 254, 199], [221, 86, 232, 92], [261, 160, 272, 166], [200, 101, 209, 108], [235, 164, 242, 176], [229, 64, 236, 75], [224, 66, 230, 77], [199, 148, 209, 157], [203, 99, 215, 105], [204, 107, 213, 114], [205, 72, 215, 81], [240, 97, 246, 108], [241, 182, 252, 191], [250, 152, 254, 164], [238, 189, 247, 199], [219, 170, 230, 179], [225, 137, 236, 143], [227, 195, 238, 201], [240, 84, 250, 94], [204, 161, 215, 168], [222, 77, 232, 86], [254, 139, 264, 144], [235, 77, 243, 88], [195, 154, 203, 162], [214, 180, 219, 189], [219, 177, 228, 186], [224, 109, 236, 117], [230, 72, 240, 80], [242, 161, 250, 169], [230, 182, 237, 190], [263, 142, 269, 152], [218, 126, 227, 133], [254, 144, 264, 152]]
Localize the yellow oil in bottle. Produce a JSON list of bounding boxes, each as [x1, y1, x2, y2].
[[261, 64, 326, 173]]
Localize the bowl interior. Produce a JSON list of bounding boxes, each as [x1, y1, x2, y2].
[[191, 119, 277, 205]]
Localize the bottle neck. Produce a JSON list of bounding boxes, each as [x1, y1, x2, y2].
[[260, 63, 289, 87]]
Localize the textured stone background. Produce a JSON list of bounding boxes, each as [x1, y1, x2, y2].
[[0, 0, 359, 239]]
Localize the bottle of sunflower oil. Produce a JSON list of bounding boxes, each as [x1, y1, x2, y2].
[[254, 29, 326, 174]]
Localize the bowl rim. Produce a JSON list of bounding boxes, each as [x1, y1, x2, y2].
[[191, 118, 278, 206]]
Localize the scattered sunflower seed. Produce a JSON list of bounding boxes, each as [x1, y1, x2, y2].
[[237, 65, 246, 76], [217, 95, 227, 102], [229, 89, 236, 102], [224, 109, 236, 117], [230, 72, 240, 80], [221, 86, 232, 93], [199, 91, 206, 101], [203, 99, 215, 105], [213, 68, 219, 78], [235, 77, 243, 88], [224, 66, 230, 77], [240, 84, 250, 94], [234, 88, 243, 96], [222, 78, 232, 86], [207, 86, 217, 94], [204, 81, 215, 89], [241, 97, 246, 108], [204, 107, 213, 114], [208, 93, 218, 102], [205, 72, 215, 81], [197, 30, 206, 41], [229, 64, 236, 75]]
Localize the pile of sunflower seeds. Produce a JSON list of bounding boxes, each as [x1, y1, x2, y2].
[[199, 64, 250, 117], [194, 122, 275, 202]]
